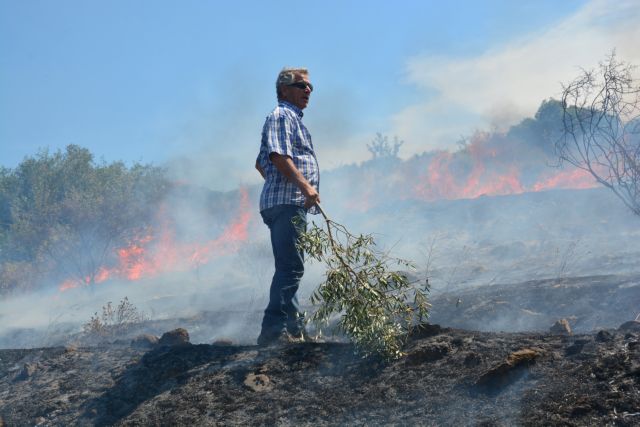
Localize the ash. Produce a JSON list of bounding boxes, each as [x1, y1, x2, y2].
[[2, 274, 640, 426], [1, 325, 639, 425]]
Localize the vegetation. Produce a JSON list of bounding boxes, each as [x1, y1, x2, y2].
[[0, 145, 170, 294], [82, 297, 147, 340], [0, 92, 597, 297], [298, 206, 430, 360], [367, 133, 404, 160], [557, 51, 640, 215]]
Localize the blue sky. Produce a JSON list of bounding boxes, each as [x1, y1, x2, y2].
[[2, 0, 638, 190]]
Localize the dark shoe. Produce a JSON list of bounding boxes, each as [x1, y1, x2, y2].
[[287, 329, 322, 343], [257, 330, 282, 347], [257, 331, 305, 347]]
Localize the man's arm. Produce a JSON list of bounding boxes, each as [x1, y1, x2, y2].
[[269, 152, 320, 209], [255, 160, 266, 179]]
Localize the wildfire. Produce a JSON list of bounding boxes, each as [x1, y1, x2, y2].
[[59, 188, 251, 291], [58, 129, 603, 292], [531, 168, 596, 192], [412, 132, 598, 201]]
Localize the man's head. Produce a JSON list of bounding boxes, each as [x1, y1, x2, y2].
[[276, 67, 313, 110]]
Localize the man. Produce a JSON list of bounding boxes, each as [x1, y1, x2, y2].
[[255, 67, 320, 346]]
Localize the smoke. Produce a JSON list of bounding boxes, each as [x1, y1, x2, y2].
[[4, 108, 640, 349], [162, 69, 368, 190], [393, 0, 640, 156], [2, 155, 640, 349], [3, 1, 640, 347]]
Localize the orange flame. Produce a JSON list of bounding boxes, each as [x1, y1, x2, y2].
[[59, 188, 251, 291], [412, 133, 598, 202], [531, 168, 596, 192]]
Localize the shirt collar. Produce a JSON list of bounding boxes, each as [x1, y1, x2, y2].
[[279, 101, 304, 118]]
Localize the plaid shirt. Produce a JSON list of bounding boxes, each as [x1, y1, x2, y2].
[[257, 101, 320, 214]]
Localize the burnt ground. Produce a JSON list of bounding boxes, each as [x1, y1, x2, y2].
[[1, 275, 640, 426], [427, 274, 640, 333]]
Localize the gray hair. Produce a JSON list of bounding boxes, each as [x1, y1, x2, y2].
[[276, 67, 308, 99]]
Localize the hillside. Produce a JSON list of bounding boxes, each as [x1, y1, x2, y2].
[[1, 274, 639, 426]]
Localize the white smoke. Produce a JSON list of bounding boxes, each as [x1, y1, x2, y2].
[[392, 0, 640, 157]]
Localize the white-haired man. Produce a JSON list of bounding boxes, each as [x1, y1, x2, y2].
[[255, 68, 320, 346]]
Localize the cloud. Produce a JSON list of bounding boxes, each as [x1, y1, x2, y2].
[[392, 0, 640, 157]]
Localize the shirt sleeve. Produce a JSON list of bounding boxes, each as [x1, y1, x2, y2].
[[263, 113, 294, 159]]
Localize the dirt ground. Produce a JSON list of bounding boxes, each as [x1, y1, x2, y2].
[[427, 274, 640, 333], [1, 274, 639, 426]]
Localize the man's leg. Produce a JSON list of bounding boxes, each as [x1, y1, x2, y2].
[[258, 205, 306, 344]]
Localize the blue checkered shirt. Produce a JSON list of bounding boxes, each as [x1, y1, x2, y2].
[[257, 101, 320, 214]]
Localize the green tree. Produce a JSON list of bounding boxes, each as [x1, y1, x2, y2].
[[508, 99, 564, 155], [0, 145, 170, 292]]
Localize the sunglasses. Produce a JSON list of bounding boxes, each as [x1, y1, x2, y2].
[[288, 81, 314, 92]]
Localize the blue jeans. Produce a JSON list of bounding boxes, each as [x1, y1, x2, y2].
[[260, 204, 307, 338]]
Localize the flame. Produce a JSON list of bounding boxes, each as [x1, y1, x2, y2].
[[412, 132, 598, 202], [341, 131, 600, 211], [531, 168, 596, 192], [59, 188, 251, 291], [58, 129, 604, 292], [415, 151, 526, 201]]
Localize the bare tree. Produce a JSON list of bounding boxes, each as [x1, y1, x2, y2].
[[367, 133, 404, 160], [556, 51, 640, 215]]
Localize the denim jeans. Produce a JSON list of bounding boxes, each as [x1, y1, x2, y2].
[[259, 204, 307, 338]]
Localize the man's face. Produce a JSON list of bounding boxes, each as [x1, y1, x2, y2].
[[280, 74, 312, 110]]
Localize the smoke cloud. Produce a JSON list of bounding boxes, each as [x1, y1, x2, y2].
[[3, 1, 640, 349], [393, 0, 640, 156]]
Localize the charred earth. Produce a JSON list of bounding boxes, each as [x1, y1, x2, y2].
[[1, 323, 639, 426], [1, 274, 640, 426]]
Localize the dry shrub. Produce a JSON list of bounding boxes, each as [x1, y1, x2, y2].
[[82, 297, 147, 341]]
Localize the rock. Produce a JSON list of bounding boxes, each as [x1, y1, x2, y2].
[[408, 323, 443, 339], [550, 319, 572, 335], [565, 344, 583, 356], [475, 348, 539, 393], [464, 352, 483, 367], [131, 334, 159, 349], [618, 320, 640, 332], [158, 328, 190, 347], [244, 373, 272, 392], [565, 338, 591, 356], [212, 338, 233, 346], [506, 349, 539, 365], [406, 342, 451, 365], [570, 405, 592, 417], [16, 363, 38, 381], [595, 330, 614, 342], [451, 337, 464, 347]]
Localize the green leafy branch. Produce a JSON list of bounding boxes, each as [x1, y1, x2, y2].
[[297, 204, 430, 360]]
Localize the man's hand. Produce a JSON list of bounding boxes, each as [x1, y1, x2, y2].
[[302, 185, 320, 209], [269, 152, 320, 209]]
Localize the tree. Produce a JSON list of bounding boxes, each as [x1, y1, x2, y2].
[[0, 145, 170, 292], [367, 133, 404, 160], [556, 51, 640, 215], [508, 99, 565, 155]]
